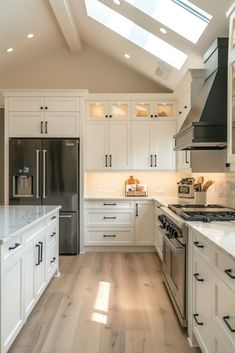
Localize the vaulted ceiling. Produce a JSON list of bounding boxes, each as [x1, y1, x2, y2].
[[0, 0, 234, 91]]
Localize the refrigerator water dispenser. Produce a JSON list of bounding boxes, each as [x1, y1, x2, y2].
[[13, 175, 33, 197]]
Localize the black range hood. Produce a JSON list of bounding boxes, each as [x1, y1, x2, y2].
[[174, 38, 228, 150]]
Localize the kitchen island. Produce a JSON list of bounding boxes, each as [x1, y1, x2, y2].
[[0, 205, 60, 353]]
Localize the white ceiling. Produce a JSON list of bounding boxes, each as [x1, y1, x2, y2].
[[0, 0, 234, 91]]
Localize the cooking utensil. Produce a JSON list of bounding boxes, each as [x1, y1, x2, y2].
[[202, 180, 213, 191]]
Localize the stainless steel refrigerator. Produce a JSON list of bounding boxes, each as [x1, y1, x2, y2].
[[9, 138, 80, 255]]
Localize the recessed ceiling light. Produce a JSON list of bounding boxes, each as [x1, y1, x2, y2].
[[113, 0, 121, 4], [124, 53, 130, 59], [27, 33, 34, 39], [160, 27, 167, 34], [6, 48, 14, 53]]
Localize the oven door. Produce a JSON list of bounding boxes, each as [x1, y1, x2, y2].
[[161, 227, 186, 321]]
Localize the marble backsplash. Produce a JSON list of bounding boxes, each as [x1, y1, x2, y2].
[[225, 172, 235, 208]]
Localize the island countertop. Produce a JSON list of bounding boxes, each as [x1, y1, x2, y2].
[[0, 205, 61, 244]]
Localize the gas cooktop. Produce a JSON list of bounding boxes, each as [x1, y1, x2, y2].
[[168, 204, 235, 222]]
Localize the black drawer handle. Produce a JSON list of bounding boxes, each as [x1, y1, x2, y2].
[[51, 215, 56, 220], [103, 203, 116, 206], [103, 216, 116, 219], [103, 234, 116, 238], [224, 269, 235, 279], [193, 241, 204, 249], [39, 241, 43, 262], [36, 244, 40, 266], [50, 232, 56, 238], [8, 243, 20, 250], [193, 314, 203, 326], [223, 316, 235, 332], [193, 273, 204, 282], [50, 257, 56, 263]]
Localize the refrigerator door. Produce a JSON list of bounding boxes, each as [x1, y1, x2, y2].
[[42, 139, 79, 211], [59, 212, 79, 254], [9, 139, 42, 205]]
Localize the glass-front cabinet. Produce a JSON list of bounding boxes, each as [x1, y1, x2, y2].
[[87, 101, 130, 120], [228, 9, 235, 165], [133, 100, 175, 120]]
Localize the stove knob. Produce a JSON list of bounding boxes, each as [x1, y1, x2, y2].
[[172, 229, 178, 237]]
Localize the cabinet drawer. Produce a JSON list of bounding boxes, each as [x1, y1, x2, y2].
[[46, 221, 57, 246], [3, 236, 23, 260], [213, 274, 235, 349], [85, 201, 134, 209], [193, 231, 211, 261], [46, 241, 58, 280], [86, 211, 134, 226], [214, 249, 235, 292], [8, 97, 43, 111], [85, 228, 134, 245], [46, 213, 58, 225]]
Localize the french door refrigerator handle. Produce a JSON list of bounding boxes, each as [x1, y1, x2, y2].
[[43, 149, 47, 199], [36, 150, 40, 198]]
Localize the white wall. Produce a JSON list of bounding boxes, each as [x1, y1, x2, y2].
[[0, 43, 170, 105]]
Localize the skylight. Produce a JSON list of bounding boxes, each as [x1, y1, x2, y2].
[[124, 0, 212, 44], [84, 0, 188, 70]]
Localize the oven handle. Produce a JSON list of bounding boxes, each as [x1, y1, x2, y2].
[[158, 226, 184, 254]]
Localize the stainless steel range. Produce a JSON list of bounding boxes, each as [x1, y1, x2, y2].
[[158, 204, 235, 328]]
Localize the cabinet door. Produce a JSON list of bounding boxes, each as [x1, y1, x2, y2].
[[24, 243, 36, 318], [108, 121, 131, 169], [132, 121, 152, 169], [45, 112, 79, 137], [110, 101, 131, 120], [87, 101, 109, 120], [85, 121, 108, 170], [135, 201, 153, 245], [44, 97, 80, 111], [176, 150, 191, 171], [132, 101, 154, 119], [3, 255, 24, 352], [155, 101, 175, 119], [192, 250, 212, 353], [34, 233, 46, 298], [152, 121, 176, 170], [9, 111, 44, 137], [8, 97, 43, 111]]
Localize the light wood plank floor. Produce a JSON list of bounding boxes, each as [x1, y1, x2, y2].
[[9, 253, 200, 353]]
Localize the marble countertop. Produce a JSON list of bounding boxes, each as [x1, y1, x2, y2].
[[84, 195, 179, 206], [186, 221, 235, 260], [0, 205, 61, 244]]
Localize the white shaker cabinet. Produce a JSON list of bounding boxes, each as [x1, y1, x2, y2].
[[132, 121, 152, 170], [135, 201, 154, 246], [87, 100, 131, 120], [85, 120, 131, 170]]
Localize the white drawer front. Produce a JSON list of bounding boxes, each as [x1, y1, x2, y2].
[[85, 201, 134, 209], [3, 236, 23, 260], [193, 231, 211, 261], [86, 211, 134, 226], [85, 228, 134, 245], [214, 249, 235, 292], [213, 274, 235, 349]]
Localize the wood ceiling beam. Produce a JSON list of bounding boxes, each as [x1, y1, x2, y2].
[[49, 0, 82, 53]]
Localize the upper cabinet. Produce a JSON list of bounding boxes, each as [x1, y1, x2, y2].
[[132, 100, 175, 120], [3, 90, 86, 138], [87, 101, 131, 120], [228, 9, 235, 167]]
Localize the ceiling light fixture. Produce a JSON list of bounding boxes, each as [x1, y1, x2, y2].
[[113, 0, 121, 4], [160, 27, 167, 34], [6, 48, 14, 53], [124, 53, 130, 59], [27, 33, 34, 39]]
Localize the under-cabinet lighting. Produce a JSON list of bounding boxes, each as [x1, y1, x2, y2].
[[6, 48, 14, 53], [124, 53, 130, 59], [27, 33, 34, 39]]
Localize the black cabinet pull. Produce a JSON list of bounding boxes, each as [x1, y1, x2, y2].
[[224, 269, 235, 279], [154, 114, 157, 118], [103, 216, 116, 219], [193, 241, 204, 249], [39, 241, 43, 262], [36, 244, 40, 266], [193, 314, 203, 326], [136, 203, 138, 217], [105, 154, 108, 167], [50, 257, 56, 263], [150, 154, 153, 167], [45, 121, 48, 134], [185, 150, 189, 164], [103, 234, 116, 238], [40, 121, 43, 134], [184, 106, 188, 109], [45, 106, 48, 110], [154, 154, 157, 167], [109, 115, 112, 118], [223, 316, 235, 332], [8, 243, 20, 251], [103, 203, 116, 206], [105, 114, 108, 118], [51, 232, 56, 238], [193, 273, 204, 282], [109, 154, 112, 167], [51, 215, 56, 220], [40, 106, 43, 110], [179, 111, 182, 114]]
